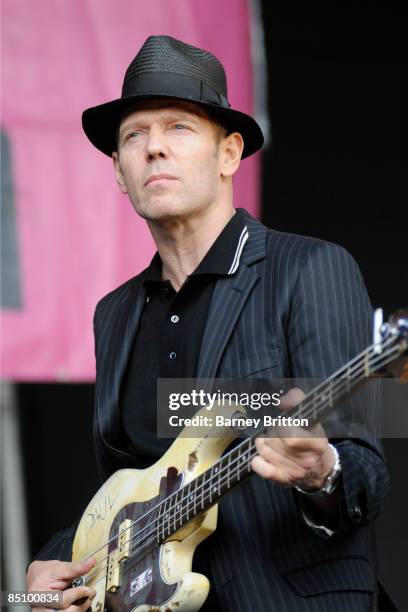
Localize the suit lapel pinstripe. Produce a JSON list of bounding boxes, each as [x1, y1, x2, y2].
[[197, 265, 260, 378], [197, 214, 267, 379]]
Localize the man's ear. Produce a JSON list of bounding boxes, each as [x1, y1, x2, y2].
[[112, 152, 128, 194], [220, 132, 244, 178]]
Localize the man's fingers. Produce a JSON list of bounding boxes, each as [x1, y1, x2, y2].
[[279, 387, 305, 411], [27, 558, 97, 593], [62, 586, 96, 609], [251, 454, 309, 486], [256, 436, 318, 471], [251, 455, 293, 485], [66, 598, 95, 612], [53, 557, 96, 581]]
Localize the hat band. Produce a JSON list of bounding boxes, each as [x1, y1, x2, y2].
[[121, 72, 230, 109]]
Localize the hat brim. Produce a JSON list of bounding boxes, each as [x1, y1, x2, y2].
[[82, 94, 264, 159]]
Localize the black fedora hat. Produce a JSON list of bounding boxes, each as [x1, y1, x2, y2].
[[82, 35, 264, 159]]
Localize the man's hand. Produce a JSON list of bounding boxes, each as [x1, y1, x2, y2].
[[251, 388, 335, 490], [26, 558, 96, 611]]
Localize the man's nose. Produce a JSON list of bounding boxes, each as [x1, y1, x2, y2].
[[145, 126, 168, 160]]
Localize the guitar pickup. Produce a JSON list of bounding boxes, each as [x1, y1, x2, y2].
[[117, 518, 132, 562], [106, 550, 120, 593], [107, 519, 132, 592]]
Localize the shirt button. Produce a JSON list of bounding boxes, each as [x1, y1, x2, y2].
[[169, 352, 177, 360], [170, 315, 180, 323]]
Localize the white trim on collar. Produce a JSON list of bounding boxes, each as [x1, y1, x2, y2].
[[228, 226, 249, 275]]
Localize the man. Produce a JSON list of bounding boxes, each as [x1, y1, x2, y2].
[[27, 35, 389, 611]]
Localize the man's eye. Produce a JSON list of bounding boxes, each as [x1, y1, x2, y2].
[[125, 131, 141, 140], [173, 124, 187, 130]]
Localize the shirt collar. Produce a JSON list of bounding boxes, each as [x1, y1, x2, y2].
[[143, 208, 248, 287]]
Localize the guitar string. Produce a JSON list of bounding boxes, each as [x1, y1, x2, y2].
[[83, 436, 255, 584], [85, 439, 257, 585], [82, 334, 395, 565], [300, 343, 401, 422], [289, 335, 398, 419], [81, 339, 400, 584], [84, 343, 401, 587], [111, 343, 402, 568], [82, 339, 401, 584], [82, 338, 400, 585], [85, 336, 395, 587], [82, 335, 397, 570]]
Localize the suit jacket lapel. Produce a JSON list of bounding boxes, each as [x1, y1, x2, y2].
[[97, 280, 146, 440], [197, 213, 267, 379], [99, 212, 267, 436], [196, 265, 259, 379]]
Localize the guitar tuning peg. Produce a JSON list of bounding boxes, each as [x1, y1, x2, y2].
[[373, 308, 384, 353]]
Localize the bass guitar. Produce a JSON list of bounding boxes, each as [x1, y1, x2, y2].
[[72, 309, 408, 611]]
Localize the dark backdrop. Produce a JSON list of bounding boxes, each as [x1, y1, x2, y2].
[[18, 5, 407, 610], [260, 6, 407, 609]]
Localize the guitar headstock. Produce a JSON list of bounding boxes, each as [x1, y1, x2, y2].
[[387, 308, 408, 336], [378, 308, 408, 379]]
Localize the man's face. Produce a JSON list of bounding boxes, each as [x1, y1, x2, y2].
[[112, 99, 228, 223]]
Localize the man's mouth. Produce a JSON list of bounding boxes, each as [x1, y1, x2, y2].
[[144, 174, 177, 187]]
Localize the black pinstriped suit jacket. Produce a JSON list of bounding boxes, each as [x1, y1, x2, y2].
[[88, 211, 389, 611]]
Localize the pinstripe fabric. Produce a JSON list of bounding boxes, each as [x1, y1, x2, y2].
[[92, 211, 388, 611]]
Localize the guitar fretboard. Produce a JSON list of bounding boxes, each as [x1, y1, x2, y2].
[[154, 331, 405, 543], [156, 436, 256, 542]]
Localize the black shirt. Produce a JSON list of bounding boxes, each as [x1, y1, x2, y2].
[[120, 208, 248, 464], [119, 208, 248, 611]]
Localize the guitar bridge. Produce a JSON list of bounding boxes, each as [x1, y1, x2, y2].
[[106, 519, 132, 592]]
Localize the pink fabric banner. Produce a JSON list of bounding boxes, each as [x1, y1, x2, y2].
[[1, 0, 261, 381]]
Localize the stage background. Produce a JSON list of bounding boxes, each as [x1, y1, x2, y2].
[[1, 0, 260, 381]]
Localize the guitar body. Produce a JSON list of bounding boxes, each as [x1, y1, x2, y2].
[[72, 415, 238, 612]]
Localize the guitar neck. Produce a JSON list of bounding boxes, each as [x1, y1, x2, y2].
[[156, 331, 406, 542]]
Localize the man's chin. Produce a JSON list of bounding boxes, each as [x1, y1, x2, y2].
[[136, 201, 192, 223]]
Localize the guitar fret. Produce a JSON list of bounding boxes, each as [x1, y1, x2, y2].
[[158, 499, 163, 542], [175, 491, 181, 531], [160, 498, 168, 540], [172, 493, 177, 534], [160, 500, 165, 542], [209, 464, 216, 503], [165, 497, 171, 538], [237, 446, 242, 482], [200, 472, 205, 511], [156, 503, 161, 543], [193, 474, 198, 516], [185, 482, 192, 524]]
